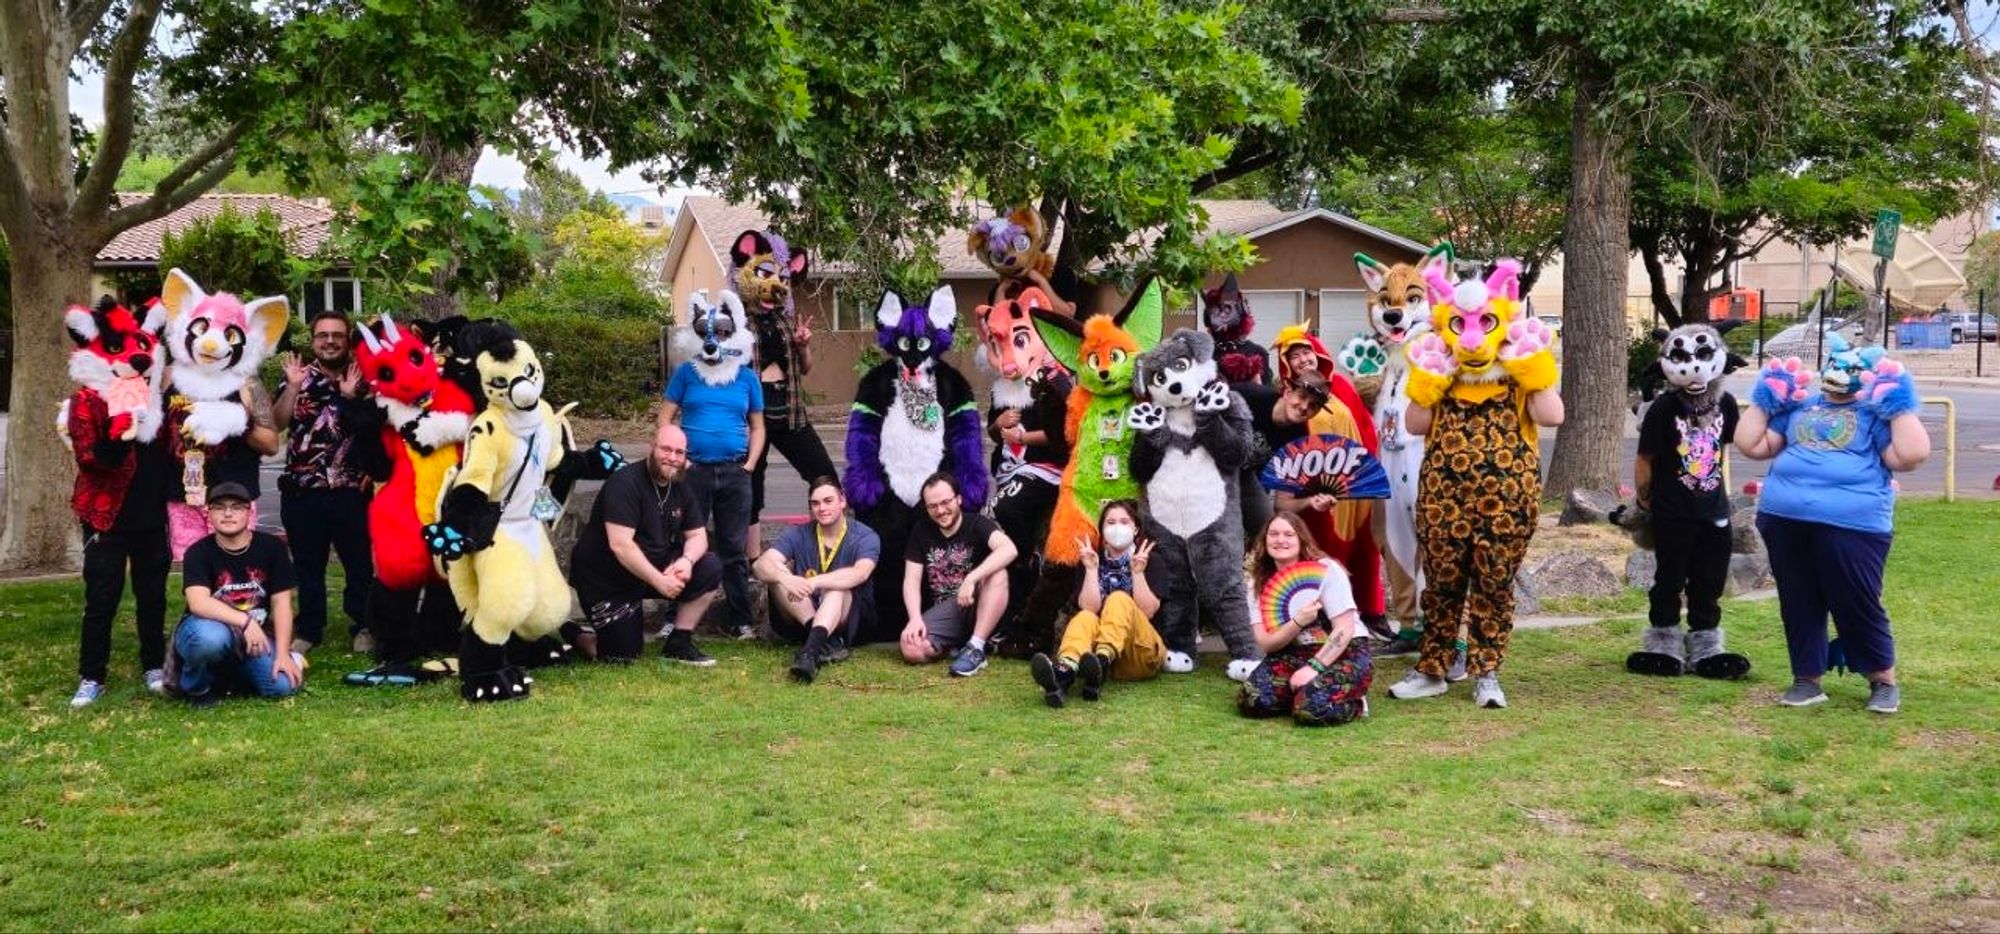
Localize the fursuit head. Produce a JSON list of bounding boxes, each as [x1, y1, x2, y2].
[[976, 285, 1061, 409], [159, 267, 289, 446], [966, 205, 1054, 282], [355, 312, 475, 453], [1653, 321, 1747, 404], [1404, 256, 1556, 397], [60, 296, 168, 445], [845, 285, 987, 511], [677, 289, 756, 386], [729, 229, 809, 316]]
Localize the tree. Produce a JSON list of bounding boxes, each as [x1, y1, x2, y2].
[[1963, 232, 2000, 310], [157, 205, 311, 299]]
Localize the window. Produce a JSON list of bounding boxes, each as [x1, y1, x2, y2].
[[1318, 289, 1370, 343], [303, 278, 362, 317], [827, 288, 880, 332]]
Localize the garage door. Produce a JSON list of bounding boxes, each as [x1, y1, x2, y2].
[[1318, 288, 1371, 345], [1244, 290, 1304, 353]]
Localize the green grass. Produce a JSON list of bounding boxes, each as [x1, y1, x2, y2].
[[3, 500, 1998, 931]]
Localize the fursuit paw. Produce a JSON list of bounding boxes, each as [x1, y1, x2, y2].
[[1686, 629, 1752, 681], [1162, 651, 1196, 674], [108, 411, 138, 442], [586, 439, 626, 474], [1194, 380, 1233, 414], [1751, 357, 1814, 415], [423, 522, 473, 561], [459, 667, 522, 703], [1225, 657, 1260, 682], [1404, 332, 1458, 409], [1127, 402, 1166, 432], [1338, 335, 1388, 379], [1857, 358, 1918, 419], [1626, 625, 1686, 677], [1499, 318, 1558, 393]]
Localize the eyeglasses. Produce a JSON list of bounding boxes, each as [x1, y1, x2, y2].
[[312, 331, 348, 341]]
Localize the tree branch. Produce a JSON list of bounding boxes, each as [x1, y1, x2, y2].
[[72, 0, 165, 222], [1190, 148, 1280, 196], [93, 121, 247, 240], [0, 125, 31, 239], [65, 0, 120, 57], [1378, 4, 1456, 24], [1637, 238, 1680, 327]]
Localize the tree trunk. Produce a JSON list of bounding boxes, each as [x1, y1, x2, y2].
[[1, 239, 96, 571], [414, 137, 481, 320], [1638, 239, 1680, 328], [1545, 71, 1630, 499]]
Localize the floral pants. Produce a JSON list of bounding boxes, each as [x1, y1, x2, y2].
[[1237, 640, 1373, 726], [1414, 392, 1539, 679]]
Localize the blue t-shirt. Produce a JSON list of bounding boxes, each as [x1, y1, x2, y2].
[[771, 518, 883, 615], [665, 363, 764, 464], [1760, 396, 1895, 533]]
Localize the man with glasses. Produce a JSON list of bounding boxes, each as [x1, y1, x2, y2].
[[566, 423, 724, 665], [170, 482, 305, 707], [898, 472, 1017, 676], [272, 309, 373, 655]]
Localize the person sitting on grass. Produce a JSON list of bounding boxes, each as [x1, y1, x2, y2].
[[170, 482, 305, 707], [565, 422, 724, 666], [1028, 499, 1165, 707], [1236, 511, 1373, 726], [753, 476, 881, 683], [899, 472, 1017, 676]]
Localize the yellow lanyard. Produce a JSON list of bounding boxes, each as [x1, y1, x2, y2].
[[815, 521, 848, 575]]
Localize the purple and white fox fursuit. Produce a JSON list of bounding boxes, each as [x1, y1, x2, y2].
[[844, 285, 987, 511]]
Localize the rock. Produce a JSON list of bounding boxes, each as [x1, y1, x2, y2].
[[550, 484, 600, 578], [1626, 549, 1658, 590], [1523, 551, 1623, 598], [1730, 503, 1762, 554], [1560, 488, 1621, 526], [1725, 551, 1773, 596], [1513, 575, 1542, 617]]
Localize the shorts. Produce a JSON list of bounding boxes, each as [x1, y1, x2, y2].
[[768, 588, 874, 644], [921, 600, 976, 655]]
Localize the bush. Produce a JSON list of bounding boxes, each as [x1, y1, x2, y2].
[[462, 303, 663, 418], [1626, 331, 1660, 393], [493, 267, 667, 322], [158, 205, 314, 298]]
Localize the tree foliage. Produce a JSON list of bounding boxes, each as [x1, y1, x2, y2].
[[156, 205, 314, 298], [329, 155, 533, 311]]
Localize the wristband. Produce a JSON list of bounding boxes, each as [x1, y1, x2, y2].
[[1307, 658, 1329, 674]]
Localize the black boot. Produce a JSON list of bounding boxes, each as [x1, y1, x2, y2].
[[791, 627, 829, 683], [1030, 653, 1075, 708]]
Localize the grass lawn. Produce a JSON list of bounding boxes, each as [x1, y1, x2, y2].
[[2, 499, 1996, 931]]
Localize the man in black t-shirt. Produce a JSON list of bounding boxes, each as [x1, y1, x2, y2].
[[899, 473, 1017, 677], [1234, 372, 1328, 538], [567, 423, 724, 665], [1628, 350, 1750, 680], [172, 482, 303, 706]]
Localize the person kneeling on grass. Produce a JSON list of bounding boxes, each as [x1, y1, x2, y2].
[[565, 423, 724, 666], [899, 472, 1017, 676], [1237, 511, 1373, 725], [753, 476, 881, 683], [1029, 499, 1166, 707], [169, 482, 305, 707]]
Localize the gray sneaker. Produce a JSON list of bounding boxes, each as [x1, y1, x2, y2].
[[69, 679, 104, 709], [948, 643, 989, 678], [1446, 649, 1469, 682], [1473, 674, 1508, 709], [1865, 682, 1901, 715], [1779, 679, 1828, 707], [1388, 670, 1449, 700], [143, 668, 167, 696]]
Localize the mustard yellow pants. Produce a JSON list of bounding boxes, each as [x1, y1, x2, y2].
[[1058, 591, 1166, 681]]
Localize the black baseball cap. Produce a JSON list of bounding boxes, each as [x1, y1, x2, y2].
[[207, 481, 254, 504]]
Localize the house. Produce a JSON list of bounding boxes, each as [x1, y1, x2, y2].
[[92, 193, 359, 316], [659, 195, 1428, 404]]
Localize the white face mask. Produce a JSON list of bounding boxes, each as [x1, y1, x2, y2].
[[1102, 524, 1137, 550]]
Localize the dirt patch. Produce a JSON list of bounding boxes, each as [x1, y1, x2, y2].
[[1514, 804, 1583, 836], [1898, 729, 1991, 752], [571, 414, 658, 447], [1089, 794, 1150, 824], [1015, 913, 1107, 933], [1526, 519, 1638, 566]]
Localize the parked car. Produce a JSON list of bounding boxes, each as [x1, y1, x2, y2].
[[1943, 311, 1998, 343]]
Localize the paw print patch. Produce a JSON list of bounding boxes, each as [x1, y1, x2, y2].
[[1127, 402, 1166, 431]]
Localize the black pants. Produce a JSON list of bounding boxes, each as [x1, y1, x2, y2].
[[1649, 516, 1731, 631], [856, 496, 920, 643], [990, 474, 1060, 645], [568, 553, 724, 659], [365, 580, 461, 665], [280, 487, 373, 645], [78, 525, 170, 682], [684, 461, 755, 626], [751, 380, 837, 522]]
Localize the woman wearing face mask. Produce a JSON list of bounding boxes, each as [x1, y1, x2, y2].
[[1028, 501, 1163, 707], [1237, 511, 1373, 725]]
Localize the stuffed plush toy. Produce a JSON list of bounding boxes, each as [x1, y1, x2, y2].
[[1128, 328, 1260, 677], [1624, 321, 1753, 680], [342, 313, 475, 686], [1388, 257, 1560, 707], [157, 268, 289, 559], [1272, 325, 1387, 638], [1202, 273, 1271, 387], [978, 286, 1075, 655], [845, 285, 987, 630], [62, 297, 167, 530], [1338, 246, 1450, 655], [428, 321, 622, 701], [1013, 279, 1165, 653]]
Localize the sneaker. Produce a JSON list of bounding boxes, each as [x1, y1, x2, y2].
[[949, 643, 989, 678], [1865, 681, 1900, 715], [186, 690, 220, 710], [1388, 670, 1449, 700], [1076, 652, 1107, 702], [1473, 674, 1508, 709], [143, 668, 168, 696], [69, 679, 104, 709], [1779, 679, 1828, 707], [1225, 657, 1259, 682], [819, 637, 852, 665], [1162, 651, 1196, 674], [1031, 653, 1074, 707], [735, 624, 758, 642], [350, 630, 377, 655], [1375, 636, 1421, 657], [661, 632, 717, 667], [789, 645, 820, 683], [1446, 649, 1469, 682], [290, 638, 316, 655]]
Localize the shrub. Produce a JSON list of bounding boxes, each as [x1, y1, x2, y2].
[[158, 204, 314, 298], [1626, 331, 1660, 393], [461, 301, 663, 418]]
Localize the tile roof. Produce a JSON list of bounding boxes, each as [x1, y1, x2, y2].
[[96, 193, 338, 266]]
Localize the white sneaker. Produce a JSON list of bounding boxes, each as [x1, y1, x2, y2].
[[1162, 651, 1196, 674], [143, 669, 167, 695], [70, 679, 104, 709], [290, 638, 316, 655], [1225, 658, 1259, 682], [1473, 674, 1508, 709], [1388, 670, 1449, 700]]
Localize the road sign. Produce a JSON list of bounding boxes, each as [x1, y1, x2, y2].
[[1873, 209, 1902, 259]]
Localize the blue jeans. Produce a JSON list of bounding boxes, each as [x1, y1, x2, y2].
[[173, 616, 301, 699]]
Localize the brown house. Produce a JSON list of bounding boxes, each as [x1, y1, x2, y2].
[[92, 193, 359, 317], [658, 196, 1428, 406]]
